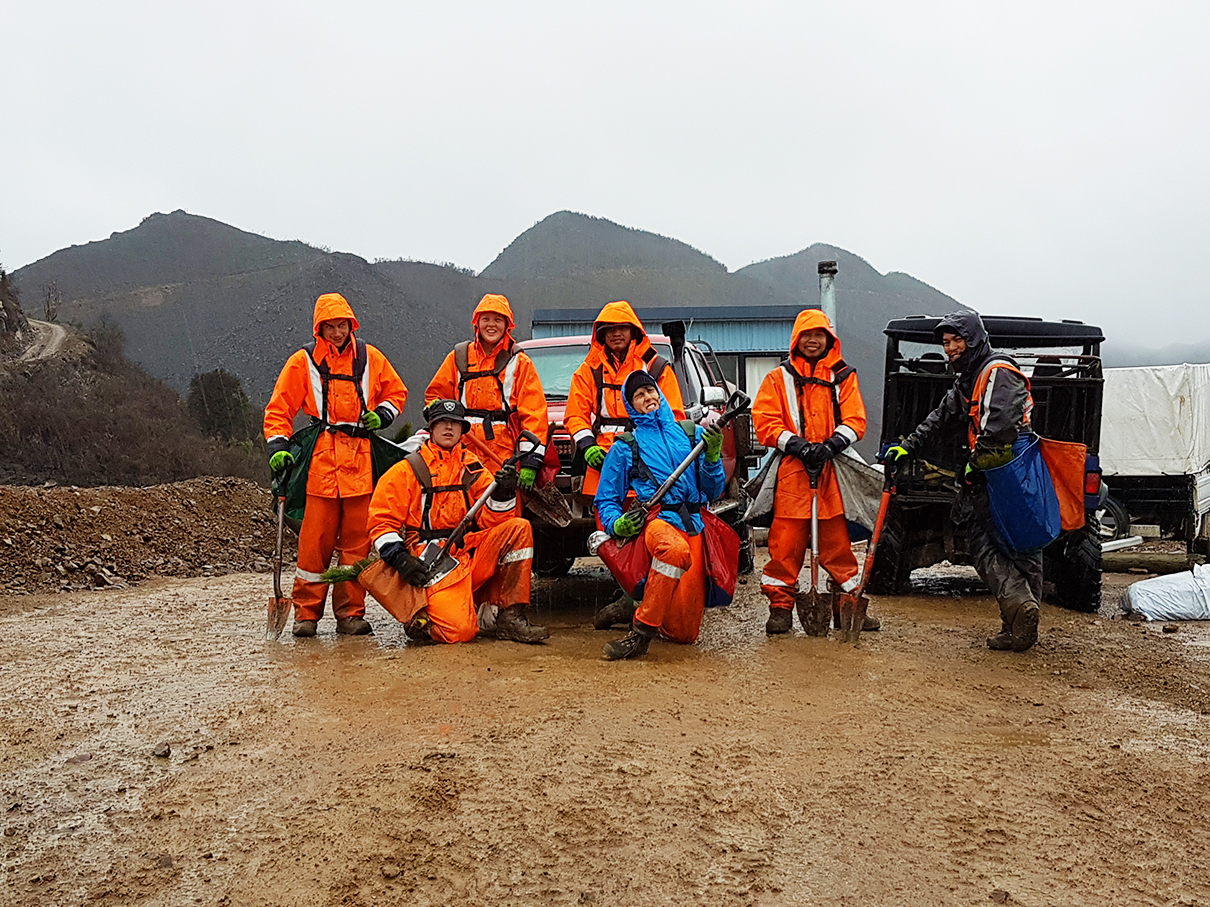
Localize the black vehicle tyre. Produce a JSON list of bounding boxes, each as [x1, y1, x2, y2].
[[867, 517, 912, 595], [534, 554, 576, 578], [1096, 495, 1130, 543], [1046, 513, 1103, 613]]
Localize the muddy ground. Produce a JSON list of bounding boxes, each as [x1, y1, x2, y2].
[[2, 541, 1209, 907]]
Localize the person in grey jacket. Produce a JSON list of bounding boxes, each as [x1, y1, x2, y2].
[[884, 312, 1041, 652]]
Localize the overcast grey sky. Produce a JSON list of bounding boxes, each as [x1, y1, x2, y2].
[[5, 1, 1208, 349]]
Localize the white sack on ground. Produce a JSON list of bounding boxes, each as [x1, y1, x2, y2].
[[1102, 364, 1210, 476], [1121, 563, 1210, 621], [834, 449, 884, 533]]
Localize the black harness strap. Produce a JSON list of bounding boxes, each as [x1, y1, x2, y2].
[[616, 421, 704, 535], [782, 357, 856, 430], [454, 340, 514, 440], [305, 339, 370, 437], [590, 351, 669, 437], [404, 451, 481, 542]]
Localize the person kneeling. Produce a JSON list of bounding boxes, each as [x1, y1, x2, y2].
[[367, 399, 548, 644], [594, 372, 725, 660]]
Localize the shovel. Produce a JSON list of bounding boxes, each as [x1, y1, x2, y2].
[[461, 432, 572, 528], [794, 465, 832, 637], [267, 493, 293, 639], [417, 457, 520, 586], [836, 461, 898, 643]]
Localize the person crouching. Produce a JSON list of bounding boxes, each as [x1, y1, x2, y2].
[[594, 372, 725, 660], [366, 399, 548, 644]]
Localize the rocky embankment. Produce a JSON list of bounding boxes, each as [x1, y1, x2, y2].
[[0, 477, 293, 594]]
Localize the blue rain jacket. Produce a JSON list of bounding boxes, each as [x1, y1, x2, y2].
[[594, 390, 726, 534]]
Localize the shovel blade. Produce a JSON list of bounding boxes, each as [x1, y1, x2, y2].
[[836, 593, 869, 644], [523, 485, 573, 528], [794, 590, 831, 637], [267, 595, 292, 640]]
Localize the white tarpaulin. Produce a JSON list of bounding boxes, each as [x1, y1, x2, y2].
[[833, 448, 885, 532], [1101, 364, 1210, 476], [1120, 563, 1210, 621]]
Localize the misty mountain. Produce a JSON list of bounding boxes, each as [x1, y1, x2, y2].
[[14, 209, 976, 444]]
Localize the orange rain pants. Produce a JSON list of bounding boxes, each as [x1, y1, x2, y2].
[[293, 493, 372, 621], [425, 517, 534, 644], [761, 512, 859, 611], [634, 519, 707, 644]]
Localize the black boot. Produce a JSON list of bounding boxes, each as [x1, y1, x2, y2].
[[1010, 603, 1039, 652], [765, 607, 793, 635], [292, 619, 318, 638], [987, 613, 1016, 651], [405, 609, 434, 643], [603, 621, 655, 660], [495, 605, 550, 644], [594, 593, 637, 630]]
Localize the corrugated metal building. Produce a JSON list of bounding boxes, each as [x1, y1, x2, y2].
[[531, 305, 807, 392]]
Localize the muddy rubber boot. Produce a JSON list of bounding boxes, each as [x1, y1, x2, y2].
[[495, 605, 550, 644], [336, 616, 373, 635], [986, 614, 1016, 651], [862, 615, 882, 632], [405, 609, 434, 643], [292, 619, 318, 638], [765, 606, 793, 635], [594, 593, 638, 630], [1010, 602, 1040, 652], [603, 621, 656, 660]]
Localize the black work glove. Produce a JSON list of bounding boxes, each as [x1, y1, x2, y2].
[[380, 541, 428, 586], [804, 432, 850, 470], [491, 462, 518, 500], [784, 435, 815, 463]]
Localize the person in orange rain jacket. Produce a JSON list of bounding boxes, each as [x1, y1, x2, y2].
[[367, 399, 549, 645], [564, 301, 686, 498], [264, 293, 408, 638], [752, 308, 876, 636], [425, 294, 549, 509]]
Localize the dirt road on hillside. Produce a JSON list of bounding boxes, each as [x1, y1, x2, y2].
[[17, 320, 68, 362], [2, 557, 1209, 907]]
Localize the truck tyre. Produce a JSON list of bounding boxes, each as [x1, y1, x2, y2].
[[1046, 513, 1103, 613], [867, 513, 912, 595], [535, 554, 576, 578], [1096, 495, 1130, 542]]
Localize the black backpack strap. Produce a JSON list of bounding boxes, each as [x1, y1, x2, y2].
[[619, 433, 655, 486], [453, 340, 514, 440], [303, 338, 370, 435]]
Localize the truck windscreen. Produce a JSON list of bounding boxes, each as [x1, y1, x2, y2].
[[525, 343, 674, 399]]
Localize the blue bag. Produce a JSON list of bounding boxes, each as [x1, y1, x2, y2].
[[983, 435, 1061, 552]]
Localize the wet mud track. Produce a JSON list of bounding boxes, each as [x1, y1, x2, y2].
[[2, 557, 1209, 906]]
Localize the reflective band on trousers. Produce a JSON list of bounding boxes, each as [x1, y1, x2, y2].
[[651, 557, 686, 580], [760, 572, 792, 588], [501, 547, 534, 564], [295, 567, 327, 583]]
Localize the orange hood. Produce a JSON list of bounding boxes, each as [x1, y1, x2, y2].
[[588, 300, 652, 366], [312, 293, 360, 340], [788, 308, 843, 371], [472, 293, 516, 340]]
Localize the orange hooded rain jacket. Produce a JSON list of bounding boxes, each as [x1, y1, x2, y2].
[[564, 301, 685, 493], [751, 309, 866, 521], [425, 294, 549, 469], [263, 293, 409, 498]]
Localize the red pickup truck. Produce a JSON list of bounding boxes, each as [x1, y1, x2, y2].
[[515, 332, 758, 577]]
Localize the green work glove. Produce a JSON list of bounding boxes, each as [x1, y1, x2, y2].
[[360, 410, 383, 431], [971, 444, 1014, 471], [518, 466, 537, 490], [612, 512, 643, 538], [703, 426, 724, 463], [269, 451, 295, 475], [882, 445, 910, 464], [585, 445, 607, 469]]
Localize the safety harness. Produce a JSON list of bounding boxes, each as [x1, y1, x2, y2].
[[402, 451, 483, 543], [453, 340, 514, 440], [616, 420, 704, 535], [781, 357, 856, 434], [304, 339, 371, 438], [591, 346, 671, 436], [966, 357, 1034, 451]]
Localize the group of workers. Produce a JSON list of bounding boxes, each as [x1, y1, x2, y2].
[[264, 290, 1045, 659]]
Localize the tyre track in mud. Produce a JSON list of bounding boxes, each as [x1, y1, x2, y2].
[[1, 562, 1209, 906]]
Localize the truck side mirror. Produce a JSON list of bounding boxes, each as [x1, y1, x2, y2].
[[701, 386, 726, 407]]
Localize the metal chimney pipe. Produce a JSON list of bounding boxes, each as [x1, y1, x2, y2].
[[817, 260, 838, 326]]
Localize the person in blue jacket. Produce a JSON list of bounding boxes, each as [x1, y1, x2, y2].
[[595, 371, 726, 660]]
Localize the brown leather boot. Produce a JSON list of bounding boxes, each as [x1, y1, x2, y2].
[[594, 594, 637, 630], [495, 605, 550, 643], [603, 621, 656, 660], [336, 616, 373, 635], [292, 619, 318, 638]]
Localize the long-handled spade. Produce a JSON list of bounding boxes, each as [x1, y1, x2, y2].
[[794, 465, 831, 637], [267, 491, 294, 639], [836, 461, 898, 643]]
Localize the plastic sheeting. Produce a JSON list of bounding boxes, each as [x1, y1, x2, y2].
[[1120, 563, 1210, 621], [1102, 364, 1210, 476], [833, 449, 885, 533]]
